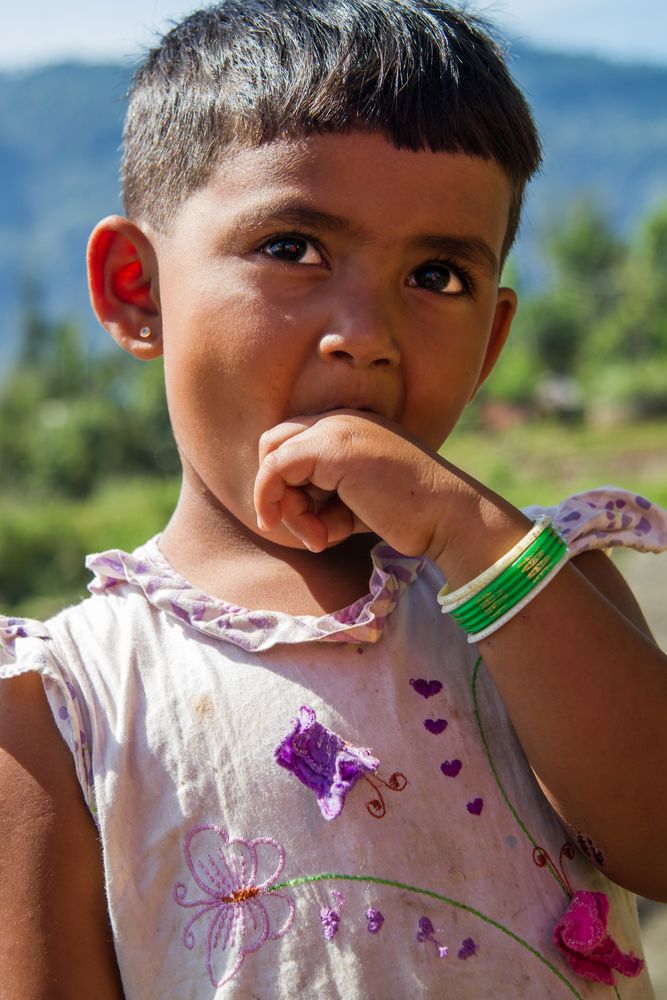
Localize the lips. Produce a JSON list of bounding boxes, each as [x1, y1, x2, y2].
[[301, 401, 394, 422]]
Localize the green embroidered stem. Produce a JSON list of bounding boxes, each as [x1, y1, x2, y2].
[[471, 662, 627, 1000], [269, 873, 583, 998], [471, 655, 566, 894]]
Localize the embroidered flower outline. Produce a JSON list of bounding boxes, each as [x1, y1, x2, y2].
[[173, 824, 294, 988], [274, 705, 379, 820], [553, 891, 644, 986]]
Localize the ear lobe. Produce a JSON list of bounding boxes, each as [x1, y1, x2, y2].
[[87, 215, 163, 359], [471, 286, 517, 397]]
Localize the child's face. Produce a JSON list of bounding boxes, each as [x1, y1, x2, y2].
[[149, 131, 516, 545]]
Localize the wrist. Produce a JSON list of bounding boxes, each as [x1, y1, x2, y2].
[[429, 472, 532, 591], [440, 517, 569, 642]]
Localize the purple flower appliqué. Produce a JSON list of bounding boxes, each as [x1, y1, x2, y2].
[[274, 705, 379, 820], [173, 824, 295, 988]]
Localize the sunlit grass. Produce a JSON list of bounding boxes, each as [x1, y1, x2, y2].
[[442, 418, 667, 509]]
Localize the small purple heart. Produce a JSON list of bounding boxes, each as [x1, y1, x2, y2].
[[440, 759, 462, 778], [410, 678, 442, 699], [424, 718, 447, 735], [457, 937, 477, 960], [466, 797, 484, 815]]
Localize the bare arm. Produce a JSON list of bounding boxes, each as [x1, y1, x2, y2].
[[254, 412, 667, 900], [469, 541, 667, 901], [0, 673, 124, 1000]]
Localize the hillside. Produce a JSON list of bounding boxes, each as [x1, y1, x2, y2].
[[0, 47, 666, 355]]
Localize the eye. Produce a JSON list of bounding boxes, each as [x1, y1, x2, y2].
[[408, 262, 469, 295], [259, 235, 323, 265]]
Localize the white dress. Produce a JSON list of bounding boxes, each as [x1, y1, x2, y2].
[[1, 488, 665, 999]]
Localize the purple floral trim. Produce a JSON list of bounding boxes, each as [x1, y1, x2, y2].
[[0, 615, 51, 653], [173, 824, 295, 988], [85, 539, 423, 652], [274, 706, 379, 820], [79, 489, 667, 653], [523, 487, 667, 556]]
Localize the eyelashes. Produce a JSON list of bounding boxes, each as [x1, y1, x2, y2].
[[259, 234, 324, 265], [256, 231, 475, 296], [408, 261, 473, 296]]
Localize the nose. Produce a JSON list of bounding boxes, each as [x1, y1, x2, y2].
[[318, 292, 401, 369]]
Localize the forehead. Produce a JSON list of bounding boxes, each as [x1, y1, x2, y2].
[[171, 131, 512, 260]]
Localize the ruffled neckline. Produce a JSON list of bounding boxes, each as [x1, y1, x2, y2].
[[82, 486, 667, 652], [86, 537, 425, 652]]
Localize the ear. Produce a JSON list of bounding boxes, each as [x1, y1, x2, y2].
[[471, 286, 517, 397], [87, 215, 162, 360]]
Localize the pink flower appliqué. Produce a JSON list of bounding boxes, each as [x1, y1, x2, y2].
[[554, 891, 644, 986], [173, 824, 295, 988]]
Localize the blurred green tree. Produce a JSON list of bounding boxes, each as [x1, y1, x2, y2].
[[0, 300, 178, 498]]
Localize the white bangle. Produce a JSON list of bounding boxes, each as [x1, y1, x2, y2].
[[437, 515, 551, 613]]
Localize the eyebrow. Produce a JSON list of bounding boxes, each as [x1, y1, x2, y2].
[[236, 203, 499, 274], [407, 235, 499, 276]]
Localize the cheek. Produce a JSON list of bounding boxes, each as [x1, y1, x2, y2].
[[403, 346, 481, 443]]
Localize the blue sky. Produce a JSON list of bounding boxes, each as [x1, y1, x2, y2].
[[2, 1, 667, 69]]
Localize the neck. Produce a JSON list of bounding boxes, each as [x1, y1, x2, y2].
[[159, 479, 376, 616]]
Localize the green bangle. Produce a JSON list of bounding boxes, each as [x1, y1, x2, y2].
[[445, 521, 567, 637], [451, 527, 566, 631], [451, 529, 565, 631]]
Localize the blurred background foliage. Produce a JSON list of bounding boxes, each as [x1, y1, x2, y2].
[[1, 48, 667, 619], [1, 198, 666, 618]]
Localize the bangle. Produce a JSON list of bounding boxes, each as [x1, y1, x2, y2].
[[465, 549, 569, 643], [451, 528, 565, 632], [438, 517, 568, 641], [437, 515, 550, 612]]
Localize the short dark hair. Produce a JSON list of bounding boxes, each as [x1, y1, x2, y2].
[[122, 0, 541, 256]]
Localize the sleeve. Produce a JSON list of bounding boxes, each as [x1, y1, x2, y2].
[[0, 616, 97, 819], [522, 486, 667, 557]]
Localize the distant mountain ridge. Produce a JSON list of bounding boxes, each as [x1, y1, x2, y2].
[[1, 46, 666, 355]]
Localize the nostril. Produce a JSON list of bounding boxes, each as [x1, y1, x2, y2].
[[371, 357, 392, 368]]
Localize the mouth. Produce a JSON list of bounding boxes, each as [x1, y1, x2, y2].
[[313, 403, 386, 419]]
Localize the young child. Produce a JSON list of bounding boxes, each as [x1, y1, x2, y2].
[[1, 2, 666, 997]]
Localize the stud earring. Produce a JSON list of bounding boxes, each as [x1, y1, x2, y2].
[[139, 326, 152, 339]]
